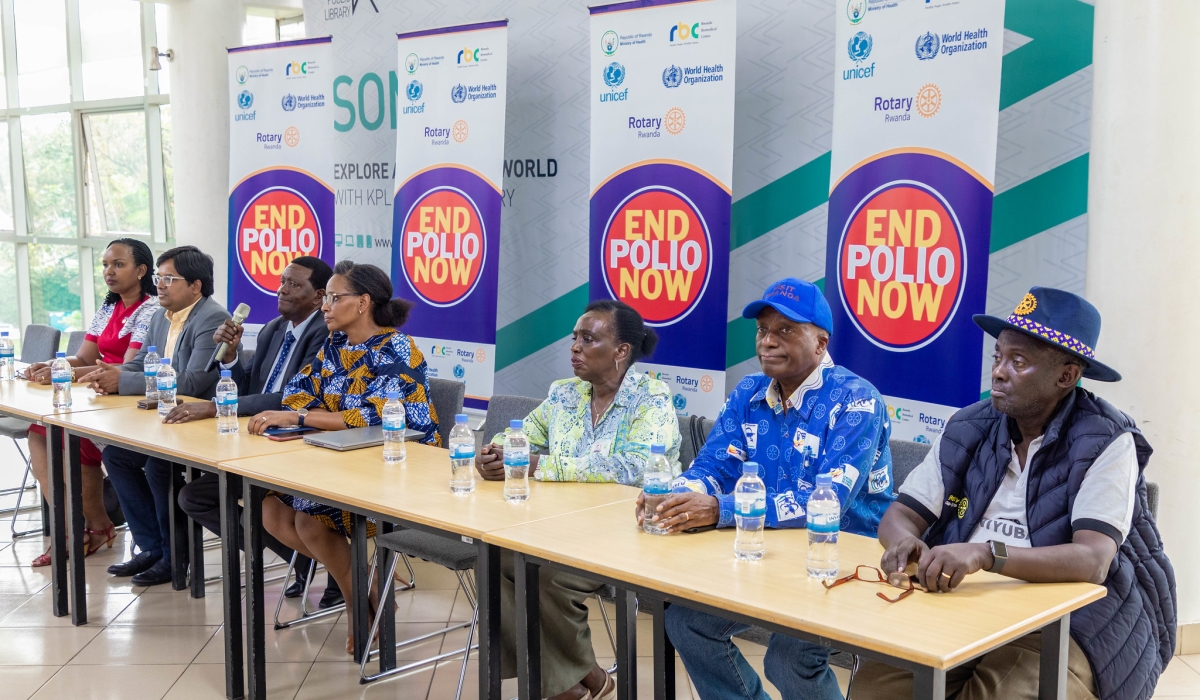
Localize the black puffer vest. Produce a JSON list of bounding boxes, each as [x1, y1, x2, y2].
[[926, 389, 1176, 700]]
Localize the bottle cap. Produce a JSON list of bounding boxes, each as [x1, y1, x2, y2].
[[742, 461, 759, 476], [650, 444, 665, 454], [509, 419, 523, 429], [147, 345, 156, 353], [1, 331, 7, 336], [220, 370, 231, 378], [160, 358, 170, 365], [455, 414, 468, 424], [816, 473, 833, 488], [56, 352, 65, 358], [386, 391, 399, 400]]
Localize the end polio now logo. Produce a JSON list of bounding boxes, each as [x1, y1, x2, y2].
[[237, 189, 322, 295], [400, 189, 487, 308]]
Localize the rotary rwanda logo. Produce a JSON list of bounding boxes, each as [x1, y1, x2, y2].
[[916, 83, 942, 118], [452, 120, 469, 143], [665, 107, 686, 135]]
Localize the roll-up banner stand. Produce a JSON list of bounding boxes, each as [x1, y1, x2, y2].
[[228, 37, 337, 343], [825, 0, 1005, 442], [391, 21, 508, 409], [588, 0, 736, 418]]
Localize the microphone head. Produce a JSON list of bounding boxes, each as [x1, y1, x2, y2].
[[232, 303, 251, 323]]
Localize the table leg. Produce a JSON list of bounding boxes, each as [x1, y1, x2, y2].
[[65, 434, 86, 625], [166, 463, 186, 591], [376, 522, 396, 673], [187, 466, 205, 599], [913, 667, 947, 700], [219, 472, 245, 700], [514, 553, 541, 700], [476, 541, 501, 700], [1039, 614, 1070, 700], [243, 481, 266, 700], [615, 589, 637, 700], [350, 513, 369, 663], [47, 424, 67, 618], [646, 596, 675, 700]]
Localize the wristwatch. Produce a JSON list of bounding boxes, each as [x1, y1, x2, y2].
[[297, 408, 309, 427], [987, 540, 1008, 573]]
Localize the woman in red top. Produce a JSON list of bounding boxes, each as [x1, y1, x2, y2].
[[24, 238, 159, 566]]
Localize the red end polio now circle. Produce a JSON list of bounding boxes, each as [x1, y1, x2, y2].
[[400, 188, 486, 307], [602, 188, 711, 325], [837, 183, 965, 350], [237, 188, 322, 295]]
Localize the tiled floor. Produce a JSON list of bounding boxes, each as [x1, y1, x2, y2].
[[0, 440, 1194, 699]]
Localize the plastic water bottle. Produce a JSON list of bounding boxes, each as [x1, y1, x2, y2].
[[51, 352, 72, 409], [0, 331, 14, 381], [449, 414, 475, 495], [156, 358, 176, 418], [216, 370, 238, 434], [143, 345, 160, 401], [642, 444, 673, 535], [734, 461, 766, 560], [382, 391, 406, 464], [503, 419, 530, 502], [807, 473, 841, 580]]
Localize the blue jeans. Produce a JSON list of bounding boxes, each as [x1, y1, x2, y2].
[[665, 604, 843, 700], [102, 447, 183, 561]]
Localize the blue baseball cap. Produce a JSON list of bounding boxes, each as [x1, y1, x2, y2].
[[741, 278, 833, 334]]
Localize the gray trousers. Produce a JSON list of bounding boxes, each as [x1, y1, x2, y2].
[[500, 550, 603, 696]]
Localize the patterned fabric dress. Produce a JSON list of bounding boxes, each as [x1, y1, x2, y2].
[[275, 328, 440, 537]]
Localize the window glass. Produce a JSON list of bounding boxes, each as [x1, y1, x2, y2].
[[160, 105, 174, 237], [0, 125, 13, 230], [22, 113, 77, 237], [154, 4, 170, 94], [15, 0, 70, 107], [278, 19, 305, 42], [243, 13, 276, 45], [0, 243, 17, 342], [84, 111, 150, 235], [79, 0, 145, 100], [29, 244, 82, 335]]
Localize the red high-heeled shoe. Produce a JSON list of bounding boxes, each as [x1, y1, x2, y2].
[[30, 525, 116, 567]]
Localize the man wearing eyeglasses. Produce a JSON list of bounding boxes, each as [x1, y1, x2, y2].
[[78, 245, 233, 586], [166, 256, 341, 606]]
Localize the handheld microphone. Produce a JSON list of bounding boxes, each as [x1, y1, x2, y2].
[[206, 303, 251, 372]]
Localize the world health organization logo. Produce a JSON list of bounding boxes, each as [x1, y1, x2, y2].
[[915, 31, 939, 60], [848, 31, 873, 63], [280, 93, 296, 112], [603, 61, 625, 87], [450, 84, 466, 104], [237, 90, 254, 110], [406, 80, 423, 102], [662, 65, 682, 88]]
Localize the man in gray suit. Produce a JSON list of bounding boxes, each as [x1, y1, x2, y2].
[[79, 246, 231, 586]]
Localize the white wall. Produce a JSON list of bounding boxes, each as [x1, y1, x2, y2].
[[165, 0, 244, 306], [1088, 0, 1200, 623]]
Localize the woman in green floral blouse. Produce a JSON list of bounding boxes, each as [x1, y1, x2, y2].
[[475, 299, 681, 700]]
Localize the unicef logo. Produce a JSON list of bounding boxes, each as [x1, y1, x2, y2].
[[848, 31, 873, 63], [406, 80, 423, 102], [662, 65, 682, 88], [601, 30, 619, 56], [450, 84, 466, 104], [235, 65, 249, 85], [673, 394, 687, 411], [405, 53, 419, 74], [280, 93, 296, 112], [453, 364, 465, 380], [237, 90, 254, 110], [915, 31, 940, 61], [603, 61, 625, 87]]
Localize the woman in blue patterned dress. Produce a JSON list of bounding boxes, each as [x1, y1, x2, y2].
[[252, 260, 439, 654]]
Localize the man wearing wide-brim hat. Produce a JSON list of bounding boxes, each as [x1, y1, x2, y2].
[[853, 287, 1176, 700]]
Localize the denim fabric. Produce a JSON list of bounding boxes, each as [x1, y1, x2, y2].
[[103, 447, 184, 561]]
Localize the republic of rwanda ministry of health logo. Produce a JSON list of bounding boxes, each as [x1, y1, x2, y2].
[[847, 0, 865, 24], [405, 53, 419, 74], [602, 30, 618, 56]]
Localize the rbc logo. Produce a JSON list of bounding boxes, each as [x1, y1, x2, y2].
[[450, 84, 466, 104], [673, 394, 687, 411], [669, 22, 700, 42], [848, 32, 873, 63], [237, 90, 254, 110], [915, 31, 939, 60], [603, 62, 625, 87], [406, 80, 423, 102], [453, 364, 465, 380], [457, 47, 482, 64], [662, 65, 682, 88], [280, 94, 296, 112], [285, 61, 307, 76]]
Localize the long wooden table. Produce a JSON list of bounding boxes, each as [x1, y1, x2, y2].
[[487, 502, 1107, 700], [222, 444, 640, 700]]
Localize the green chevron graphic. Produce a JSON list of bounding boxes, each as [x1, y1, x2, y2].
[[495, 0, 1094, 374]]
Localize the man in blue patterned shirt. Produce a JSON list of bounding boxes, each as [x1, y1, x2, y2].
[[640, 278, 893, 700]]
